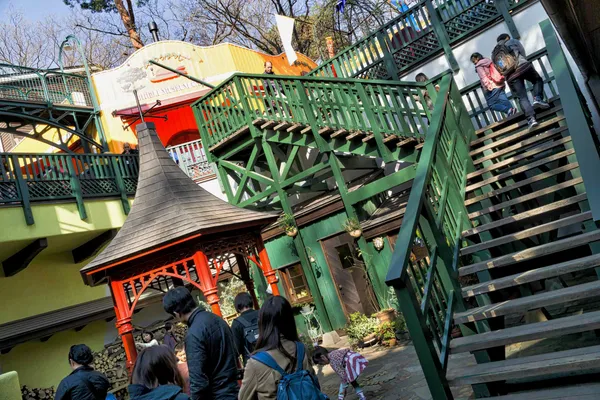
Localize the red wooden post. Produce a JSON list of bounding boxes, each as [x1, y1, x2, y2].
[[110, 279, 137, 371], [256, 236, 280, 296], [193, 250, 223, 316]]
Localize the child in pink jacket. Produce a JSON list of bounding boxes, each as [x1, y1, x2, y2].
[[471, 52, 517, 117]]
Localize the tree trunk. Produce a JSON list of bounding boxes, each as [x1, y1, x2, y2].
[[113, 0, 143, 49]]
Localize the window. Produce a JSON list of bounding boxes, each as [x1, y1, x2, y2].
[[335, 244, 356, 269], [280, 263, 312, 305]]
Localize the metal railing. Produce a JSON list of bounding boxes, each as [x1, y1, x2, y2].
[[166, 139, 214, 180], [385, 71, 476, 399], [193, 73, 434, 151], [309, 0, 534, 80], [0, 153, 137, 225], [0, 63, 93, 107]]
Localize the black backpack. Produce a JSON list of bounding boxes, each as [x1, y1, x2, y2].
[[237, 315, 259, 355], [492, 43, 518, 77]]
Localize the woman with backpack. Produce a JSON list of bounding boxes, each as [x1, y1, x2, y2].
[[471, 52, 517, 118], [239, 296, 326, 400]]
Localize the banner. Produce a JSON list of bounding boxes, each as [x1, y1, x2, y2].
[[275, 14, 298, 65]]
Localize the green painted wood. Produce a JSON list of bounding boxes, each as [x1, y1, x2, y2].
[[494, 0, 520, 39], [110, 157, 131, 215], [425, 1, 459, 72], [10, 155, 34, 225], [347, 165, 417, 205], [66, 157, 87, 220], [541, 19, 600, 221]]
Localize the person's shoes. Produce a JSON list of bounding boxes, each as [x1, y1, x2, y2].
[[533, 98, 551, 109], [357, 392, 367, 400], [507, 107, 518, 117], [528, 117, 539, 130]]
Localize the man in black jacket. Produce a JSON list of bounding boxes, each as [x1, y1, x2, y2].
[[163, 287, 239, 400], [231, 292, 259, 365], [55, 344, 110, 400]]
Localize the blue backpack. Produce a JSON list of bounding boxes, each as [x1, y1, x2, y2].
[[251, 342, 329, 400]]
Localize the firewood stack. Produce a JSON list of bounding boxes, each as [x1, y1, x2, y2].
[[21, 386, 55, 400]]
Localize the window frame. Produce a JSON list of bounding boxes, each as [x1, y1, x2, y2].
[[278, 263, 313, 306]]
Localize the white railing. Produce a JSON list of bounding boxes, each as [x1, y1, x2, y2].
[[166, 139, 214, 180]]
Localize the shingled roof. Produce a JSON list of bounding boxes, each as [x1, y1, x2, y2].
[[81, 122, 277, 280]]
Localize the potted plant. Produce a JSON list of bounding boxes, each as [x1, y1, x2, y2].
[[343, 217, 362, 238], [345, 312, 380, 348], [376, 287, 399, 323], [279, 213, 297, 237]]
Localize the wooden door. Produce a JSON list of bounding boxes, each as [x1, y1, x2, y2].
[[321, 233, 378, 317]]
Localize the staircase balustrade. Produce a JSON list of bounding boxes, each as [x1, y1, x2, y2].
[[166, 139, 213, 181], [309, 0, 535, 81], [0, 153, 137, 225]]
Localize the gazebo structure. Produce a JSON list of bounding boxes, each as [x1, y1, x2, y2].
[[80, 122, 280, 368]]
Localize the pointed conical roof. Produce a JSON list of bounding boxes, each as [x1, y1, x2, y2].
[[81, 122, 276, 279]]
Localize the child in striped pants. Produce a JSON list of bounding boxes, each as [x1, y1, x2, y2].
[[312, 346, 368, 400]]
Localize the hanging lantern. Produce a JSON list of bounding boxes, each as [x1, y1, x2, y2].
[[373, 237, 385, 251]]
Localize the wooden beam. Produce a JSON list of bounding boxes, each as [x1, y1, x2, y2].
[[72, 230, 118, 264], [2, 238, 48, 277]]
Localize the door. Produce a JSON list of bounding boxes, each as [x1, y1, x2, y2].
[[321, 233, 378, 317]]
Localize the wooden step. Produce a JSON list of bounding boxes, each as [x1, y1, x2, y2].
[[461, 211, 592, 256], [397, 138, 418, 147], [467, 177, 583, 219], [467, 137, 572, 183], [471, 106, 563, 145], [491, 383, 600, 399], [453, 280, 600, 324], [473, 126, 569, 166], [470, 117, 566, 157], [473, 104, 562, 138], [462, 253, 600, 297], [346, 131, 365, 140], [464, 162, 579, 206], [331, 128, 348, 138], [462, 193, 587, 237], [448, 344, 600, 385], [459, 228, 600, 276], [451, 310, 600, 354]]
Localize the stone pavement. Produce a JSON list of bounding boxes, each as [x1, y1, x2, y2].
[[314, 338, 476, 400]]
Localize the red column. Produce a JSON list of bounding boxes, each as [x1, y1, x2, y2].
[[110, 280, 137, 371], [193, 250, 223, 317], [256, 236, 280, 296]]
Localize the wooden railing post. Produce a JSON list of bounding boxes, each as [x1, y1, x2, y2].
[[376, 32, 400, 80], [66, 156, 87, 220], [494, 0, 521, 39], [425, 1, 459, 72], [10, 155, 34, 225], [541, 19, 600, 221], [110, 156, 131, 215]]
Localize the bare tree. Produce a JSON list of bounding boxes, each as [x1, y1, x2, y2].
[[63, 0, 146, 49]]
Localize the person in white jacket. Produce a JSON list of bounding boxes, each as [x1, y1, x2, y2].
[[471, 52, 517, 117], [135, 331, 159, 350]]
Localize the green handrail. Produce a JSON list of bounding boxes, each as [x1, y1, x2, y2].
[[385, 71, 475, 399], [309, 0, 535, 81], [0, 153, 138, 225]]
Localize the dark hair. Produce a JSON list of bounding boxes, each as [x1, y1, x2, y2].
[[254, 296, 299, 363], [164, 322, 172, 331], [142, 331, 154, 343], [415, 73, 428, 83], [311, 346, 329, 364], [470, 52, 483, 62], [497, 33, 510, 42], [234, 292, 254, 313], [69, 344, 94, 366], [131, 345, 185, 389], [163, 287, 197, 316]]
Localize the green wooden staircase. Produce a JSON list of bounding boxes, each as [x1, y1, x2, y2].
[[385, 20, 600, 399]]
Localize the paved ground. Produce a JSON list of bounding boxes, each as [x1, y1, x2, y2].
[[315, 338, 476, 400]]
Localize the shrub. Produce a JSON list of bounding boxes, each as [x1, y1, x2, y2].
[[345, 312, 379, 345]]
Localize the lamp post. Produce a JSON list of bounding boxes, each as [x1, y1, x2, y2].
[[58, 34, 109, 152]]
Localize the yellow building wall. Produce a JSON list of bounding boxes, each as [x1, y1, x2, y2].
[[0, 321, 107, 388], [0, 251, 107, 325], [0, 199, 132, 243]]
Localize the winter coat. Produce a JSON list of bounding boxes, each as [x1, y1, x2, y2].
[[231, 309, 259, 364], [475, 58, 505, 92], [128, 384, 189, 400], [185, 308, 240, 400], [238, 339, 316, 400], [500, 38, 532, 81], [55, 366, 110, 400]]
